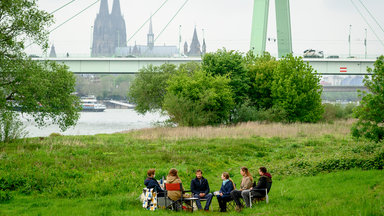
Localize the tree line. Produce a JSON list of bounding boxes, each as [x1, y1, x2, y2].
[[128, 49, 324, 126]]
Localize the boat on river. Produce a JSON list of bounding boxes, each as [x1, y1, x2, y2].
[[80, 96, 106, 112]]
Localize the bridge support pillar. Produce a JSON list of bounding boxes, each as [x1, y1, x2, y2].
[[250, 0, 269, 56], [250, 0, 292, 58]]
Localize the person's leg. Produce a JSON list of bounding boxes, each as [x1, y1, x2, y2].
[[241, 190, 251, 207], [230, 190, 243, 207], [193, 194, 202, 210], [203, 193, 213, 210], [217, 196, 224, 212], [222, 196, 232, 212]]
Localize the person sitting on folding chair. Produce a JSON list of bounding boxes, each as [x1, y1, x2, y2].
[[216, 172, 235, 212], [230, 167, 253, 212], [190, 169, 213, 211], [242, 166, 272, 208], [166, 168, 191, 201], [144, 169, 164, 197]]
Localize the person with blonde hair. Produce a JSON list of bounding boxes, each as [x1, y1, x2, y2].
[[216, 172, 235, 212], [230, 167, 253, 211]]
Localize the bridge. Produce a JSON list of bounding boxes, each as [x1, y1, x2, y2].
[[36, 57, 373, 93], [41, 57, 375, 75]]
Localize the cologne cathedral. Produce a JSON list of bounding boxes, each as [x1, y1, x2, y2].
[[91, 0, 206, 57]]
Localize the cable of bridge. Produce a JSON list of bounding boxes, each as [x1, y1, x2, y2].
[[25, 0, 100, 49], [357, 0, 384, 35], [50, 0, 77, 14], [350, 0, 384, 48], [49, 0, 100, 34], [126, 0, 170, 45], [154, 0, 190, 42]]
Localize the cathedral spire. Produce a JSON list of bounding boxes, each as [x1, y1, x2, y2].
[[98, 0, 109, 16], [189, 26, 201, 56], [147, 17, 154, 49], [111, 0, 122, 16]]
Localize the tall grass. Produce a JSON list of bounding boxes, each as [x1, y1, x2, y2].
[[127, 120, 355, 140]]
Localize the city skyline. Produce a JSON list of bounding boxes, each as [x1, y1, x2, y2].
[[26, 0, 384, 58]]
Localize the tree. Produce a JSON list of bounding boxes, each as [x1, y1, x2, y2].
[[0, 0, 81, 131], [163, 70, 234, 126], [202, 49, 250, 105], [245, 52, 278, 109], [128, 63, 177, 114], [271, 54, 323, 123], [352, 56, 384, 142]]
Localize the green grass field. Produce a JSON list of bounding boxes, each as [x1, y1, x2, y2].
[[0, 121, 383, 215]]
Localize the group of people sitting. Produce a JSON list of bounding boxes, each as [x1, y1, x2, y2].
[[144, 166, 272, 212]]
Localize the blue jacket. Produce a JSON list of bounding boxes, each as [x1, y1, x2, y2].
[[144, 177, 164, 193], [219, 180, 234, 198], [190, 177, 210, 195]]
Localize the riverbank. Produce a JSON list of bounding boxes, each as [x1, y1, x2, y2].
[[1, 120, 383, 215]]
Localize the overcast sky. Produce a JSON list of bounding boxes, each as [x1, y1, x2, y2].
[[26, 0, 384, 58]]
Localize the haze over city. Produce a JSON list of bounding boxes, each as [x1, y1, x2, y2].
[[26, 0, 384, 58]]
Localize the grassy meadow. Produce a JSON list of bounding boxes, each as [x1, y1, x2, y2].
[[0, 120, 383, 215]]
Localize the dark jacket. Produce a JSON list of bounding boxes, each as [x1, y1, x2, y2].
[[144, 177, 164, 193], [219, 180, 234, 198], [190, 177, 210, 195], [252, 173, 272, 196]]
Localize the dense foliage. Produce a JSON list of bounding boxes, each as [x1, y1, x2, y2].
[[128, 64, 176, 114], [128, 50, 324, 126], [0, 0, 81, 132], [163, 70, 233, 126], [271, 54, 323, 123], [352, 56, 384, 142]]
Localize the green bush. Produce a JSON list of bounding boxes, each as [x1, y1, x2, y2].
[[322, 103, 356, 122], [0, 190, 13, 202], [271, 54, 324, 123], [163, 69, 234, 126], [0, 111, 28, 143], [232, 104, 287, 123], [352, 55, 384, 142]]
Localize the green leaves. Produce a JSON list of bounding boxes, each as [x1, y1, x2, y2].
[[271, 54, 323, 123], [0, 0, 81, 132], [352, 56, 384, 142], [164, 69, 234, 126]]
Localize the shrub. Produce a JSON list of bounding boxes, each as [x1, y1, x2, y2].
[[163, 70, 234, 126], [271, 54, 324, 123], [352, 55, 384, 142], [0, 111, 28, 143], [322, 103, 357, 122], [0, 190, 13, 202]]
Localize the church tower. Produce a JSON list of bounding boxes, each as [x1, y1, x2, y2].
[[147, 17, 154, 50], [91, 0, 127, 57], [92, 0, 112, 57], [111, 0, 127, 49], [188, 27, 201, 56]]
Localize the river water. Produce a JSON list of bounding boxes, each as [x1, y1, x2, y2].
[[22, 109, 167, 138]]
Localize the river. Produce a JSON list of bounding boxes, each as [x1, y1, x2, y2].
[[22, 109, 168, 138]]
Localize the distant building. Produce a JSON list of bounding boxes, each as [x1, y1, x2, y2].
[[184, 27, 206, 57], [116, 18, 178, 57], [91, 0, 205, 58], [91, 0, 126, 57], [49, 44, 57, 58]]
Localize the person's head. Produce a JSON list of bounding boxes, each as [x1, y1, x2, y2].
[[168, 168, 179, 178], [196, 169, 203, 179], [259, 167, 267, 176], [222, 172, 230, 180], [241, 167, 253, 181], [147, 169, 156, 178]]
